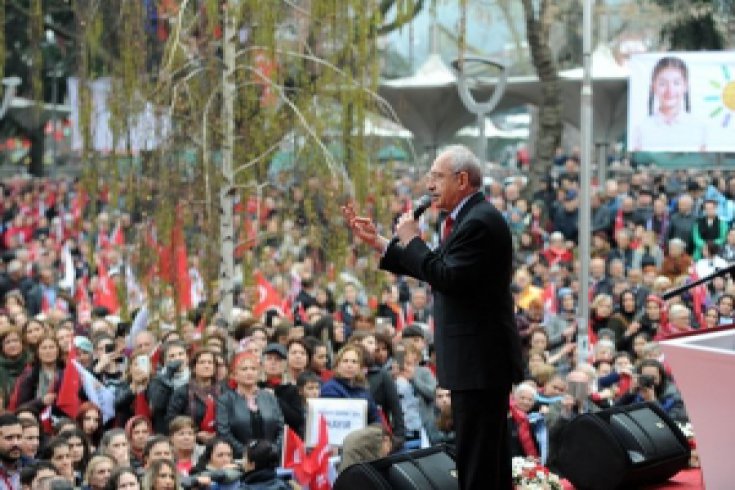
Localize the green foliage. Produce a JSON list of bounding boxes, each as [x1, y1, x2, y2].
[[653, 0, 727, 50]]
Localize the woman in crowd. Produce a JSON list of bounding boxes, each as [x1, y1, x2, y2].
[[703, 305, 720, 329], [142, 459, 181, 490], [190, 438, 241, 490], [320, 344, 381, 424], [607, 289, 641, 352], [125, 416, 152, 470], [83, 455, 115, 490], [216, 352, 284, 458], [284, 339, 311, 384], [630, 332, 652, 365], [240, 440, 291, 490], [148, 340, 190, 434], [0, 327, 29, 409], [165, 349, 222, 445], [76, 402, 104, 451], [10, 334, 65, 413], [422, 386, 455, 449], [60, 428, 93, 484], [40, 437, 75, 483], [100, 428, 131, 466], [303, 337, 332, 382], [589, 294, 615, 339], [638, 295, 667, 339], [168, 416, 201, 476], [21, 318, 47, 351], [106, 467, 140, 490]]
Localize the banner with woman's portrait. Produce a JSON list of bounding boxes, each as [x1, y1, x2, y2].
[[628, 52, 735, 153]]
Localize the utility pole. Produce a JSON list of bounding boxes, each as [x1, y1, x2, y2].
[[577, 0, 593, 366]]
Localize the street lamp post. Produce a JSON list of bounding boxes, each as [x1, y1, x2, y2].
[[451, 57, 508, 162]]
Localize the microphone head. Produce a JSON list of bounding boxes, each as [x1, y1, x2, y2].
[[413, 195, 433, 219]]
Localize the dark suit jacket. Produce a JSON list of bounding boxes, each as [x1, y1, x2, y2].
[[379, 192, 523, 391]]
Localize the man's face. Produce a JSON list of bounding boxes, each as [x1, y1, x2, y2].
[[426, 153, 466, 212], [263, 353, 285, 377], [513, 388, 535, 413], [51, 445, 74, 479], [134, 332, 154, 354], [590, 259, 605, 278], [0, 423, 22, 463], [165, 346, 187, 367], [21, 425, 39, 457], [705, 202, 718, 218], [147, 442, 173, 466]]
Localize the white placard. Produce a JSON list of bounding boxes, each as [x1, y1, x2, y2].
[[305, 398, 367, 447], [628, 51, 735, 153]]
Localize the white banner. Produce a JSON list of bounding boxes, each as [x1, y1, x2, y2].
[[305, 398, 367, 447], [628, 51, 735, 153]]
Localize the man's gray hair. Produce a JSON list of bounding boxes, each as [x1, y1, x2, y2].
[[441, 145, 483, 188]]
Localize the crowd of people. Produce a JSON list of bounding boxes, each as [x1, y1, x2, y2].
[[0, 152, 727, 488]]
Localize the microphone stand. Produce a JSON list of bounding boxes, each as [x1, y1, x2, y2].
[[662, 263, 735, 300]]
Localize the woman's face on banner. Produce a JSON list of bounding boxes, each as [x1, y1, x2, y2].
[[653, 67, 687, 113]]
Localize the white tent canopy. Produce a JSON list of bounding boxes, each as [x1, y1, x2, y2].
[[378, 45, 630, 153]]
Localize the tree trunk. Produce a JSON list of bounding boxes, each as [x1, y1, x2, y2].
[[522, 0, 562, 180], [218, 1, 237, 322], [29, 126, 45, 177]]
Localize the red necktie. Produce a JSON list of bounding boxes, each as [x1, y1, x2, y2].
[[442, 216, 454, 242]]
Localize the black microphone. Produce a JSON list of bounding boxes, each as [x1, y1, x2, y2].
[[412, 195, 433, 220]]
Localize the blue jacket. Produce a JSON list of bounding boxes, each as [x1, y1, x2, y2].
[[320, 377, 381, 424]]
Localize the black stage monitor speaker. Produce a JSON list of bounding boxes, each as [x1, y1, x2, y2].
[[556, 402, 690, 490], [333, 445, 458, 490]]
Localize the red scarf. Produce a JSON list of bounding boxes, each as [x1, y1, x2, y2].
[[509, 404, 539, 458], [200, 395, 216, 433], [133, 392, 152, 419]]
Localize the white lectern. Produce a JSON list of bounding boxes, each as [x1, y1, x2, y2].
[[661, 327, 735, 490]]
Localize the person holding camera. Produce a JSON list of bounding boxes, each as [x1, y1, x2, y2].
[[616, 359, 689, 423]]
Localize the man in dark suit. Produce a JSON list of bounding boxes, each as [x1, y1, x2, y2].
[[343, 145, 523, 489]]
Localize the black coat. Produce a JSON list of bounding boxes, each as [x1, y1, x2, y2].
[[379, 192, 523, 391], [366, 365, 406, 444], [215, 387, 284, 458], [165, 382, 224, 432]]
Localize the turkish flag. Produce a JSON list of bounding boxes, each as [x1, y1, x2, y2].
[[200, 395, 216, 433], [253, 271, 285, 317], [57, 344, 81, 418], [158, 209, 192, 311], [543, 282, 557, 315], [93, 262, 120, 314], [282, 426, 309, 485], [307, 415, 331, 490]]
